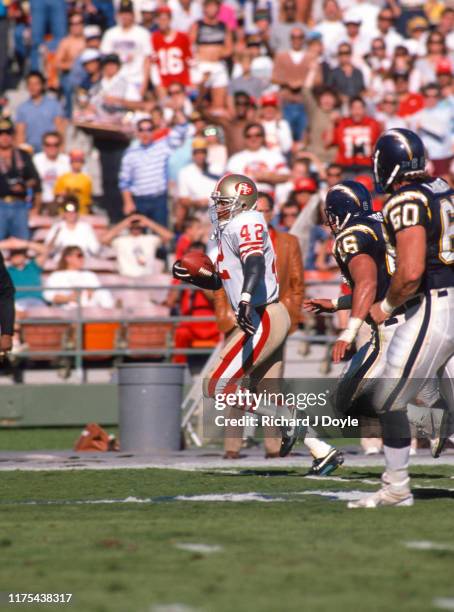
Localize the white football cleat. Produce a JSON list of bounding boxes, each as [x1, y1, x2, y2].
[[348, 475, 413, 508]]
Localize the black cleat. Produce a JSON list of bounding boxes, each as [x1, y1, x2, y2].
[[307, 448, 344, 476]]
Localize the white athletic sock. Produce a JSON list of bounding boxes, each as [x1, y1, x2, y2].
[[304, 434, 332, 459], [383, 445, 410, 484]]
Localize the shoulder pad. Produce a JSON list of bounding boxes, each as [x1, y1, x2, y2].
[[383, 187, 431, 220], [420, 177, 451, 195], [336, 223, 379, 243]]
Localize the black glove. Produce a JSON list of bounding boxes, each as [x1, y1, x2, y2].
[[237, 300, 255, 335], [172, 260, 192, 283]]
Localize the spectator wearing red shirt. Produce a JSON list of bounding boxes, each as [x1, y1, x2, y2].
[[175, 216, 204, 258], [170, 241, 220, 364], [393, 72, 425, 117], [150, 6, 192, 99], [331, 97, 382, 176]]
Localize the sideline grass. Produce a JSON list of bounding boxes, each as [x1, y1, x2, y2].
[[0, 467, 453, 612]]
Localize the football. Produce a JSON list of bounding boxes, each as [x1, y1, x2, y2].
[[181, 251, 216, 278]]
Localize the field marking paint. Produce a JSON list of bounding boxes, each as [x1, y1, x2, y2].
[[433, 598, 454, 610], [174, 493, 287, 502], [405, 541, 454, 552], [297, 490, 367, 502], [174, 543, 223, 554], [305, 475, 378, 485]]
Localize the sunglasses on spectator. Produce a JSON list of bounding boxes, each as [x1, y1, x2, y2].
[[0, 129, 13, 135], [338, 49, 351, 56], [428, 39, 443, 44], [138, 126, 153, 132], [327, 172, 341, 177], [44, 141, 60, 147], [246, 131, 264, 138]]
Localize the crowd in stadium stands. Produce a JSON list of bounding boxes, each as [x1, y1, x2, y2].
[[0, 0, 453, 362]]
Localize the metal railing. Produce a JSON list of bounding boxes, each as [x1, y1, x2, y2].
[[13, 281, 340, 374]]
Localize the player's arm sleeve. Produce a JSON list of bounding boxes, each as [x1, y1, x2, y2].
[[0, 254, 15, 335], [337, 294, 353, 310], [241, 253, 265, 297]]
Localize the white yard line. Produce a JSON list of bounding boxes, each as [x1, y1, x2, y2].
[[174, 543, 223, 554], [433, 598, 454, 610], [405, 541, 454, 552]]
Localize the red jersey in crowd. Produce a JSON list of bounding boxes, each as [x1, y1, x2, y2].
[[333, 117, 382, 168], [150, 31, 192, 87], [172, 289, 220, 364]]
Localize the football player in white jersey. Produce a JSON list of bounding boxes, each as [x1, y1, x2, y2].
[[173, 173, 344, 470]]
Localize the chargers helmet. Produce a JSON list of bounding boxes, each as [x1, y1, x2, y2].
[[373, 128, 426, 193], [210, 173, 258, 233], [325, 180, 373, 234]]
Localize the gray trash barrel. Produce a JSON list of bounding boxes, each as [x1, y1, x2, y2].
[[118, 363, 186, 453]]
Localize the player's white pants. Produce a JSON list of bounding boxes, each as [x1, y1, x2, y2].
[[204, 301, 291, 400], [373, 288, 454, 413]]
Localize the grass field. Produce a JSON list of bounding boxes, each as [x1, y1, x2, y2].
[[1, 465, 454, 612]]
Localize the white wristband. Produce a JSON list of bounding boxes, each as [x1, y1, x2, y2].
[[241, 292, 252, 303], [331, 298, 339, 310], [380, 297, 395, 315], [338, 317, 363, 344]]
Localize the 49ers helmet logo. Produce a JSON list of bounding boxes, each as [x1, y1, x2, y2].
[[235, 182, 254, 196]]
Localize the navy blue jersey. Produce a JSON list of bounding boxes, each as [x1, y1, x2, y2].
[[333, 213, 393, 301], [382, 178, 454, 291]]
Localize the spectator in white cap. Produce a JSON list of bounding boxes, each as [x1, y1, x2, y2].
[[139, 0, 157, 31], [341, 12, 372, 67], [78, 48, 102, 91], [68, 26, 102, 93], [341, 0, 379, 32]]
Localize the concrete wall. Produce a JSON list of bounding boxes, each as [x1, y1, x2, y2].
[[0, 385, 118, 427]]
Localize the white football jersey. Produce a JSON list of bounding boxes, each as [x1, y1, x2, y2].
[[216, 210, 279, 312]]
